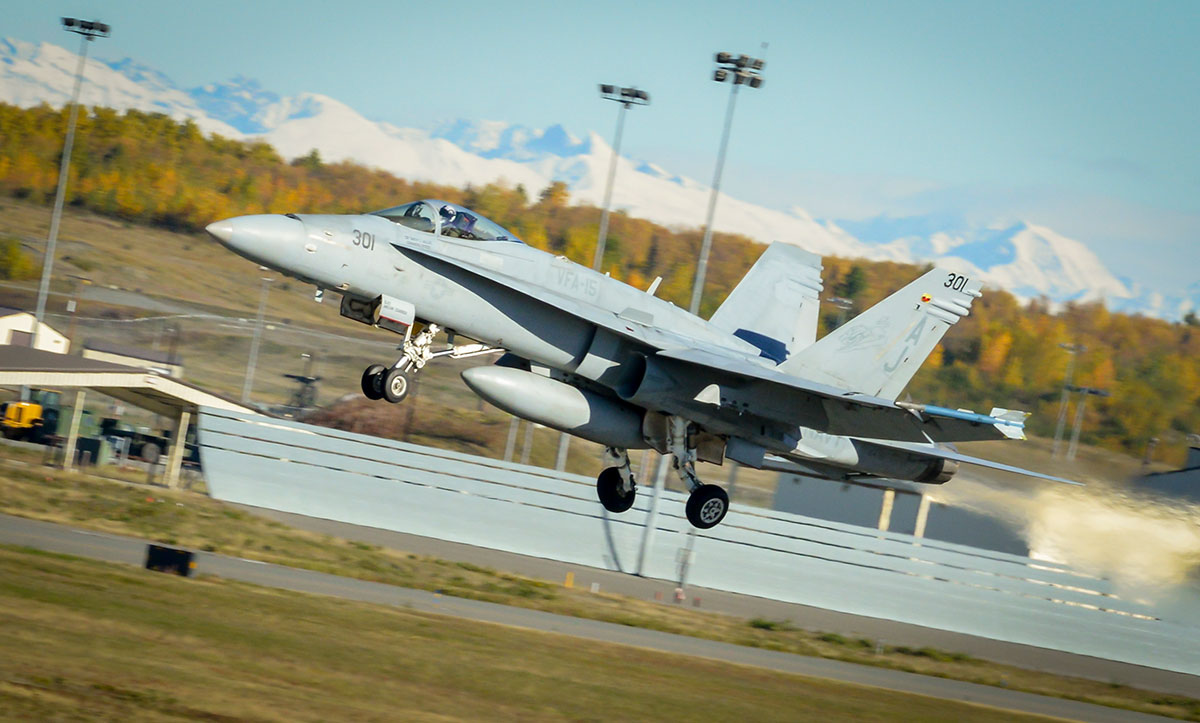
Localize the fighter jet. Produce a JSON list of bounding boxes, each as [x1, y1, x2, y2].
[[206, 199, 1076, 529]]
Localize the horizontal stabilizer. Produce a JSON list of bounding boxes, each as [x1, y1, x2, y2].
[[862, 438, 1083, 486]]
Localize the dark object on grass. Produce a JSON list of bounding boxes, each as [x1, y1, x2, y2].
[[145, 544, 194, 577]]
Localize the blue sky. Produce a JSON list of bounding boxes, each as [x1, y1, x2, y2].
[[9, 0, 1200, 290]]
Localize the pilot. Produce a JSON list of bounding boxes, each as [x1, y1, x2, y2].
[[439, 204, 460, 236]]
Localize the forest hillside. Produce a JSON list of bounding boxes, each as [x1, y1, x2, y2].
[[1, 102, 1196, 463]]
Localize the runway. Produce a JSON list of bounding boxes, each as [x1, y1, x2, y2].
[[0, 512, 1183, 722], [240, 505, 1200, 697]]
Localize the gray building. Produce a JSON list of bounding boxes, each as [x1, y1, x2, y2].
[[1132, 435, 1200, 503], [773, 474, 1030, 556]]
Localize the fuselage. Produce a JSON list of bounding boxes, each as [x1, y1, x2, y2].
[[212, 210, 764, 387]]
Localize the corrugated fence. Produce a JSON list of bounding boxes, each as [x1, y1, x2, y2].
[[198, 407, 1200, 676]]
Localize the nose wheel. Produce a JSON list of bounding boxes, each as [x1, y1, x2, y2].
[[381, 367, 412, 403], [361, 364, 385, 400]]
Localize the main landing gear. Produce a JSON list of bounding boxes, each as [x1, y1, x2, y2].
[[361, 324, 497, 404], [596, 447, 636, 513], [594, 417, 730, 530]]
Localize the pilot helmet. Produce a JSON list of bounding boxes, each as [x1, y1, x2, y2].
[[439, 205, 456, 221]]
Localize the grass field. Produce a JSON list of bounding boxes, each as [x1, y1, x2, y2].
[[0, 545, 1065, 723], [1, 452, 1197, 720]]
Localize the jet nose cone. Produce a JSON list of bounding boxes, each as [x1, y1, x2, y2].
[[205, 219, 234, 245], [205, 213, 307, 269]]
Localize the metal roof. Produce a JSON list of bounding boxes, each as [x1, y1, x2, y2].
[[0, 346, 258, 418], [82, 338, 182, 366]]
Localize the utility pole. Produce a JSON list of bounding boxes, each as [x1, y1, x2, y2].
[[1052, 343, 1085, 458], [1066, 385, 1110, 462], [64, 274, 90, 351]]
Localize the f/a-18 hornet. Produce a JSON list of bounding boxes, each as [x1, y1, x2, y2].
[[207, 199, 1075, 529]]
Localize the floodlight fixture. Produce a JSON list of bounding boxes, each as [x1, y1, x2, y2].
[[599, 83, 650, 108], [62, 17, 110, 39]]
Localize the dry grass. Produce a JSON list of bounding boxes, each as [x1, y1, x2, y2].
[[0, 456, 1197, 720], [1, 545, 1063, 722]]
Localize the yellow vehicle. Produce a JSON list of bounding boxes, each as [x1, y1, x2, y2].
[[0, 389, 62, 443]]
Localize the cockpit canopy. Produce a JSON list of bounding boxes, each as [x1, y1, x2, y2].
[[371, 200, 523, 243]]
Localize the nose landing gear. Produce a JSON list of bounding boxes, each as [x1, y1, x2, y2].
[[361, 323, 500, 404]]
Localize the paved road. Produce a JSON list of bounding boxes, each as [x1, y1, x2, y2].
[[241, 505, 1200, 697], [0, 512, 1180, 723]]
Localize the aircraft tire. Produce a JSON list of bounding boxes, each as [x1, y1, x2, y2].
[[596, 466, 636, 513], [361, 365, 386, 400], [685, 484, 729, 529], [381, 367, 412, 404]]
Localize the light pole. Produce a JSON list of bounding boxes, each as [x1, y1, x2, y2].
[[689, 52, 764, 316], [31, 18, 110, 357], [1052, 343, 1085, 458], [241, 276, 273, 404], [554, 85, 650, 472], [593, 85, 649, 272]]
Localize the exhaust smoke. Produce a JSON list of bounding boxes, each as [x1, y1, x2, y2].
[[937, 475, 1200, 594]]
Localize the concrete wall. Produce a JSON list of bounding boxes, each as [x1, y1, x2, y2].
[[197, 407, 1200, 676]]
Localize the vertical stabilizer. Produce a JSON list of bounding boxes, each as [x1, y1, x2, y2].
[[779, 268, 981, 399], [709, 243, 823, 364]]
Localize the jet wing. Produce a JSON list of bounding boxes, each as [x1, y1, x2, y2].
[[656, 347, 1026, 444], [394, 242, 712, 353]]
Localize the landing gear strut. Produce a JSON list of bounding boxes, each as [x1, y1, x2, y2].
[[361, 324, 498, 404], [596, 447, 636, 513], [667, 416, 729, 530]]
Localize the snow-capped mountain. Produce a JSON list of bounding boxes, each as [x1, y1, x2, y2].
[[839, 217, 1133, 304], [0, 38, 239, 137], [1, 37, 1191, 318]]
